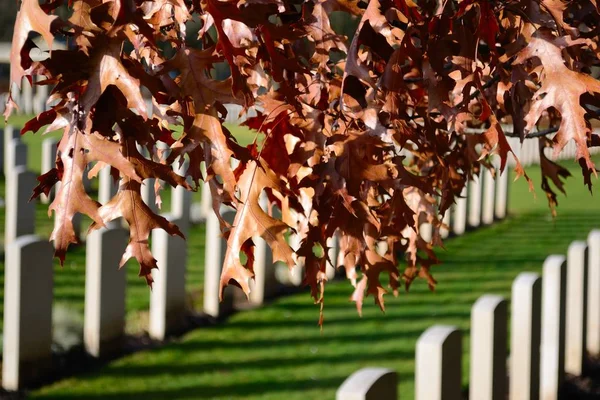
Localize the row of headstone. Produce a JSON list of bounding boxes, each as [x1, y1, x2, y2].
[[422, 163, 509, 243], [336, 229, 600, 400], [506, 132, 600, 168]]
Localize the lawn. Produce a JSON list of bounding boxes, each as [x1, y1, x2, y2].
[[0, 115, 257, 332], [24, 152, 600, 398]]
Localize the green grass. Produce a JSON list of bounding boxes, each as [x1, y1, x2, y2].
[[0, 115, 256, 331], [25, 157, 600, 399]]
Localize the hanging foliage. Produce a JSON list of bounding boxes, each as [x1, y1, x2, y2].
[[6, 0, 600, 319]]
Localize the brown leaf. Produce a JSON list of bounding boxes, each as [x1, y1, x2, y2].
[[93, 178, 184, 285], [220, 160, 295, 298], [514, 31, 599, 181], [10, 0, 59, 88], [80, 39, 148, 117], [49, 128, 105, 263]]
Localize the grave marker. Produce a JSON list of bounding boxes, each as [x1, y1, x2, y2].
[[540, 255, 567, 400], [481, 168, 495, 225], [510, 272, 542, 400], [468, 171, 482, 228], [587, 230, 600, 355], [416, 325, 462, 400], [204, 207, 235, 318], [41, 138, 58, 204], [565, 242, 589, 375], [336, 368, 397, 400], [470, 295, 508, 400], [452, 185, 468, 235], [5, 166, 36, 245], [84, 227, 128, 357], [2, 236, 53, 390], [149, 215, 188, 340]]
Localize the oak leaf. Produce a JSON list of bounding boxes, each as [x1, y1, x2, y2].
[[219, 160, 295, 298], [514, 31, 600, 182], [93, 178, 184, 285]]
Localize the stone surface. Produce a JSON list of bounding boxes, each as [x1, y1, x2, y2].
[[149, 215, 188, 340], [468, 172, 482, 228], [6, 138, 27, 178], [5, 166, 36, 245], [565, 241, 589, 376], [470, 295, 508, 400], [41, 138, 58, 204], [336, 368, 397, 400], [84, 227, 128, 357], [326, 234, 339, 280], [510, 272, 542, 400], [141, 177, 157, 214], [540, 255, 567, 400], [22, 81, 33, 114], [452, 186, 468, 236], [440, 210, 451, 239], [171, 159, 191, 235], [191, 180, 212, 223], [98, 166, 120, 229], [247, 235, 279, 306], [98, 165, 119, 204], [416, 325, 462, 400], [481, 168, 495, 225], [204, 207, 235, 318], [282, 232, 304, 286], [495, 169, 509, 219], [1, 125, 19, 174], [3, 236, 54, 390], [587, 230, 600, 355]]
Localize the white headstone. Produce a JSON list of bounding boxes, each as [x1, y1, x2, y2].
[[141, 177, 157, 213], [1, 125, 19, 174], [327, 234, 339, 280], [5, 166, 36, 246], [587, 230, 600, 355], [149, 215, 188, 340], [481, 168, 495, 225], [41, 138, 58, 204], [6, 138, 28, 177], [283, 233, 304, 286], [452, 185, 468, 236], [420, 222, 433, 243], [565, 241, 589, 376], [415, 325, 462, 400], [510, 273, 542, 400], [247, 235, 280, 306], [336, 368, 397, 400], [136, 144, 158, 214], [171, 159, 192, 236], [98, 166, 119, 204], [468, 171, 482, 228], [470, 295, 508, 400], [440, 210, 451, 239], [33, 82, 48, 115], [98, 166, 119, 229], [203, 207, 235, 318], [21, 81, 33, 115], [495, 169, 509, 219], [2, 235, 53, 390], [84, 227, 128, 357], [540, 255, 567, 400], [191, 180, 212, 223]]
